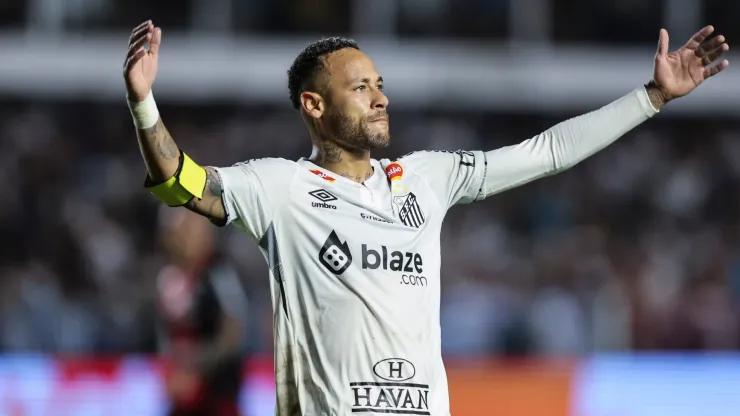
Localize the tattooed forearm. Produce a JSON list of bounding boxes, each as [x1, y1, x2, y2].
[[156, 135, 179, 159], [185, 167, 227, 226], [135, 118, 227, 224], [137, 118, 180, 182]]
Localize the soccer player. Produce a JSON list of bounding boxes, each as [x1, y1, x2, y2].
[[154, 208, 247, 416], [123, 20, 729, 415]]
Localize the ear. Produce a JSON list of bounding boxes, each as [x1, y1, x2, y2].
[[301, 92, 324, 119]]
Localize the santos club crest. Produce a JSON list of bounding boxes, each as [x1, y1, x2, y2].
[[393, 192, 425, 228]]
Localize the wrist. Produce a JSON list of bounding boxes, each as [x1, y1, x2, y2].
[[644, 80, 669, 110], [127, 90, 159, 129]]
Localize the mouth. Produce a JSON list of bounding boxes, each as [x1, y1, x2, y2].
[[370, 118, 388, 123]]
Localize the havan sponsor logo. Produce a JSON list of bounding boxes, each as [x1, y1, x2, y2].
[[373, 358, 416, 382], [350, 358, 429, 415]]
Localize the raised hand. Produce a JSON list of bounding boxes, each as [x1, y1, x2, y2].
[[652, 25, 730, 103], [124, 20, 162, 102]]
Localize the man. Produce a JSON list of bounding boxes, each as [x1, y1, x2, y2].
[[123, 20, 729, 415], [154, 208, 248, 416]]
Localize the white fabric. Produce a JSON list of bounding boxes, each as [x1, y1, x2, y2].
[[126, 90, 160, 129], [480, 87, 658, 197], [213, 86, 657, 416]]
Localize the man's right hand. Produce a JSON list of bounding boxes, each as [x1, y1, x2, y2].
[[124, 20, 162, 102]]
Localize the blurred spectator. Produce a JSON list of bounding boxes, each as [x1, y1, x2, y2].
[[0, 99, 739, 357], [153, 208, 248, 416], [0, 0, 739, 360]]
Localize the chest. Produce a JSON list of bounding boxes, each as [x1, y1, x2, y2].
[[287, 173, 438, 239], [278, 170, 443, 305]]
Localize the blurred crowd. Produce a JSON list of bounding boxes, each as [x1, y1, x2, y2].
[[0, 99, 739, 357], [1, 0, 739, 43]]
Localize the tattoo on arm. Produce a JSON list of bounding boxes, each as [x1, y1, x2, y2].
[[137, 119, 180, 181], [205, 169, 222, 196], [156, 137, 179, 159], [142, 120, 178, 159], [185, 167, 227, 226], [136, 119, 226, 225]]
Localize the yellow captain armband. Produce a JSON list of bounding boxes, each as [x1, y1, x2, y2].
[[145, 152, 207, 207]]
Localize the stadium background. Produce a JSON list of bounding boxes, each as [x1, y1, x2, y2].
[[1, 0, 740, 415]]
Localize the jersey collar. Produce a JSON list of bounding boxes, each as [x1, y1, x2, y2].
[[298, 158, 384, 188]]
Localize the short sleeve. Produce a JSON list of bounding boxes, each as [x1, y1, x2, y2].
[[398, 150, 487, 210], [212, 158, 296, 241]]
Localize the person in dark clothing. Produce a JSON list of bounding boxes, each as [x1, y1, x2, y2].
[[155, 207, 249, 416]]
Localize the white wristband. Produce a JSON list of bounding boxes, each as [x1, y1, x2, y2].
[[127, 90, 160, 129]]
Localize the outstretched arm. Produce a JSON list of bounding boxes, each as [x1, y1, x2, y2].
[[481, 26, 729, 198], [136, 119, 227, 225], [125, 20, 226, 225], [481, 85, 658, 196]]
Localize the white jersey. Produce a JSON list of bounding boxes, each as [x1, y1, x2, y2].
[[212, 86, 658, 416], [215, 150, 487, 416]]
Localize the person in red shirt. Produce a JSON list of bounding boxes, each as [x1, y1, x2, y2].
[[156, 208, 249, 416]]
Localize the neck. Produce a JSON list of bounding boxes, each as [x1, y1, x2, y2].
[[309, 141, 373, 183]]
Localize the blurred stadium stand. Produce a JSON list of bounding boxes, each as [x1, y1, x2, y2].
[[1, 0, 740, 414]]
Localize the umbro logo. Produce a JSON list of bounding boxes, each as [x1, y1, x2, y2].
[[309, 189, 337, 202], [309, 189, 337, 209]]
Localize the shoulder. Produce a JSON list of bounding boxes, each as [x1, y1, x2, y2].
[[395, 150, 478, 174], [398, 150, 476, 164], [230, 157, 298, 172], [214, 157, 298, 193], [222, 157, 299, 182]]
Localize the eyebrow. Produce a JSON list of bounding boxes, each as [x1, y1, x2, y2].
[[350, 76, 384, 85]]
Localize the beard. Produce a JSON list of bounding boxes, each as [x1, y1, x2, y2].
[[325, 108, 391, 150]]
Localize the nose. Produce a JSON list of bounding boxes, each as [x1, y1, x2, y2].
[[372, 87, 389, 109]]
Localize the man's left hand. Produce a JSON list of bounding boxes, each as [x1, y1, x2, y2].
[[651, 25, 730, 107]]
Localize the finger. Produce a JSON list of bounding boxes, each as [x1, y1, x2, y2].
[[149, 27, 162, 56], [128, 23, 153, 46], [696, 34, 726, 57], [656, 28, 669, 57], [685, 25, 714, 50], [702, 43, 730, 65], [126, 32, 152, 59], [703, 59, 729, 78], [131, 20, 151, 33], [129, 20, 151, 41], [124, 49, 147, 72]]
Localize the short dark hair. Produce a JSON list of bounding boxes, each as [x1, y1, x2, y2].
[[287, 37, 360, 110]]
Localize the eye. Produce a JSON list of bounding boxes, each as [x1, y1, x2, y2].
[[377, 84, 384, 91], [354, 85, 367, 92]]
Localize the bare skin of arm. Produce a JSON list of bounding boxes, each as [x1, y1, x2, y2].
[[137, 119, 226, 225], [125, 20, 226, 225]]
